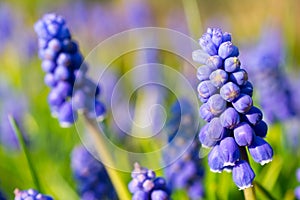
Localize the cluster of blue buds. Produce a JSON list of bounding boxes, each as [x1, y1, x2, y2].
[[193, 28, 273, 189], [14, 189, 53, 200], [295, 168, 300, 200], [128, 163, 171, 200], [164, 99, 204, 199], [34, 13, 106, 127], [71, 145, 116, 200]]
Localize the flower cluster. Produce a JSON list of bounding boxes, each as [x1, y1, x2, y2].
[[0, 82, 28, 150], [71, 145, 116, 200], [241, 28, 295, 123], [34, 13, 106, 127], [164, 99, 204, 199], [128, 163, 171, 200], [193, 28, 273, 189], [295, 168, 300, 200], [14, 189, 53, 200]]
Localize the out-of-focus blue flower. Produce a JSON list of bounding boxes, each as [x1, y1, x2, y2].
[[71, 145, 116, 200], [34, 13, 106, 127], [0, 3, 14, 52], [164, 99, 204, 199], [128, 163, 170, 200], [193, 27, 273, 189], [0, 82, 28, 150], [125, 0, 153, 28], [241, 27, 295, 124], [14, 188, 52, 200]]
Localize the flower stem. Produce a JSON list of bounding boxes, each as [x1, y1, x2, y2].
[[8, 115, 42, 192], [84, 116, 131, 200], [240, 147, 256, 200], [182, 0, 203, 38]]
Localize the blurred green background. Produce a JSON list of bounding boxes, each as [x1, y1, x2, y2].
[[0, 0, 300, 199]]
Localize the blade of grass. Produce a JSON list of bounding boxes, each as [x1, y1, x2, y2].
[[84, 116, 131, 200], [8, 114, 41, 192], [182, 0, 203, 38], [254, 181, 277, 200]]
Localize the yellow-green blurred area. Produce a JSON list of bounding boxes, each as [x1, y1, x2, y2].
[[0, 0, 300, 199]]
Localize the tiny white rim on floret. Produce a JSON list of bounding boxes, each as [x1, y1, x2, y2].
[[260, 158, 273, 165], [223, 162, 236, 167], [238, 183, 253, 190], [201, 144, 212, 149], [210, 169, 222, 173]]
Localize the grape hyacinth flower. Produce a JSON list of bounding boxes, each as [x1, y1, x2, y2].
[[71, 145, 116, 200], [241, 28, 295, 124], [164, 99, 204, 199], [128, 163, 171, 200], [34, 13, 106, 127], [0, 82, 28, 150], [193, 28, 273, 189], [14, 188, 53, 200]]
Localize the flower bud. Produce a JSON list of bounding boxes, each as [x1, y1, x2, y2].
[[248, 136, 273, 165], [219, 137, 240, 166], [232, 160, 255, 190], [207, 94, 227, 116], [232, 94, 253, 113], [220, 82, 240, 102], [220, 107, 240, 129], [233, 122, 255, 146], [209, 69, 228, 88], [230, 69, 248, 86]]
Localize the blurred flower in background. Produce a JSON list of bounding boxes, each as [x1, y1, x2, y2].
[[71, 145, 116, 200], [241, 26, 300, 149], [164, 99, 204, 199], [0, 0, 299, 199], [0, 80, 28, 150]]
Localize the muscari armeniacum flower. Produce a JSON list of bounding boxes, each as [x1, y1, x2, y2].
[[0, 81, 28, 150], [164, 99, 204, 199], [71, 145, 116, 200], [193, 28, 273, 189], [241, 27, 295, 124], [14, 188, 53, 200], [34, 13, 106, 127], [128, 163, 171, 200]]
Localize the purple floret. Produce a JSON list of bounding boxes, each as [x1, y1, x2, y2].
[[34, 13, 106, 127]]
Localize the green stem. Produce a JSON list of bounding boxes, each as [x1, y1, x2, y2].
[[84, 116, 131, 200], [8, 115, 42, 192], [182, 0, 203, 38], [254, 181, 277, 200], [240, 147, 256, 200]]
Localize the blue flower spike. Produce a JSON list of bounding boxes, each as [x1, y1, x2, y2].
[[193, 27, 273, 189], [34, 13, 106, 127]]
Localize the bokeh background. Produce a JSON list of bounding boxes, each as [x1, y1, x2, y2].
[[0, 0, 300, 199]]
